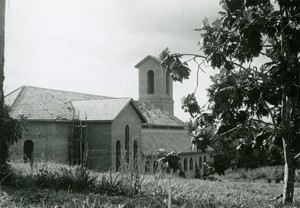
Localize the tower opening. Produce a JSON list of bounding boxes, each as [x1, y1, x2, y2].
[[147, 70, 154, 94], [166, 71, 170, 95]]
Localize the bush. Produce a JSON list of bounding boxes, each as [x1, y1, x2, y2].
[[223, 166, 284, 183]]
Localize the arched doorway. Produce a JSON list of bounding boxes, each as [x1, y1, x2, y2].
[[24, 140, 34, 163]]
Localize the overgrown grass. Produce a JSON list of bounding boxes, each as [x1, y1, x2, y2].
[[218, 166, 300, 184], [10, 161, 142, 197], [1, 162, 300, 208]]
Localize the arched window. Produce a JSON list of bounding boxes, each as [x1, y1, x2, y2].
[[133, 140, 138, 166], [153, 161, 158, 173], [24, 140, 34, 163], [147, 70, 154, 94], [116, 140, 121, 171], [166, 71, 170, 95], [203, 155, 207, 174], [125, 125, 129, 164], [183, 158, 187, 171], [189, 158, 193, 170], [199, 156, 202, 169]]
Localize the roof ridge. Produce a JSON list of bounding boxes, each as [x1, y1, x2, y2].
[[25, 86, 57, 119], [24, 85, 113, 98], [71, 97, 131, 102]]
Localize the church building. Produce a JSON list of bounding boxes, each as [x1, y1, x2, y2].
[[5, 55, 212, 178]]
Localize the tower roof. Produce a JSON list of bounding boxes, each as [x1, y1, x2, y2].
[[134, 55, 161, 68]]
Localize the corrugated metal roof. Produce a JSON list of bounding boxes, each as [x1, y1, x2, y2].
[[141, 129, 195, 155], [135, 101, 185, 127], [141, 129, 214, 156], [72, 98, 141, 121], [5, 86, 185, 126], [5, 86, 112, 120]]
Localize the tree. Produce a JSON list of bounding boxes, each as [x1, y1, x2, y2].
[[161, 0, 300, 204], [0, 0, 7, 180], [0, 0, 24, 184]]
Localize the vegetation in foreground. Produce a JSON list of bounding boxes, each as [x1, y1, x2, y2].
[[0, 162, 300, 208]]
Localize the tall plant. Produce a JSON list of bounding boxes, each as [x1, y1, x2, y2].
[[0, 0, 24, 184]]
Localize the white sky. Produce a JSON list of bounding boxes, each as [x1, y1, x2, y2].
[[4, 0, 222, 121]]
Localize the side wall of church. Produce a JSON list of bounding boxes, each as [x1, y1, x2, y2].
[[9, 121, 71, 163], [87, 122, 112, 170], [111, 103, 142, 171]]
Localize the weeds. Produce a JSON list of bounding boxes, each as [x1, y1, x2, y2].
[[3, 162, 300, 208]]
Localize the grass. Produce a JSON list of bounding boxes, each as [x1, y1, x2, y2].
[[1, 162, 300, 207]]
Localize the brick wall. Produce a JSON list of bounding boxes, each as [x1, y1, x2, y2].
[[9, 121, 71, 163], [111, 103, 142, 171], [87, 122, 112, 170]]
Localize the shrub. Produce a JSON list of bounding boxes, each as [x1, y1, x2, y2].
[[95, 171, 142, 197], [223, 166, 284, 183]]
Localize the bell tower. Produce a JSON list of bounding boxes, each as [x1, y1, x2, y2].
[[135, 55, 174, 115]]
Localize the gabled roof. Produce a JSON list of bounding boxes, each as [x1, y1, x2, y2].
[[135, 101, 185, 127], [134, 55, 162, 68], [72, 98, 147, 122], [5, 86, 112, 120]]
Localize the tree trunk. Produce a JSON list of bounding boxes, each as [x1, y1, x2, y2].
[[281, 83, 295, 204], [0, 0, 5, 104], [282, 137, 295, 204], [0, 0, 7, 181]]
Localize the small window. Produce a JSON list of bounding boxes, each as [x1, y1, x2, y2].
[[147, 70, 154, 94], [183, 158, 187, 171], [189, 158, 193, 170], [116, 140, 121, 171]]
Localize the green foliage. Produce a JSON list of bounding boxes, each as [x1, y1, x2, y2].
[[2, 162, 300, 207], [160, 48, 191, 83], [191, 127, 213, 152], [12, 162, 143, 198], [28, 166, 97, 192], [96, 171, 141, 197], [1, 105, 25, 145], [0, 105, 25, 184], [223, 166, 285, 183], [160, 151, 181, 172], [161, 1, 300, 202]]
